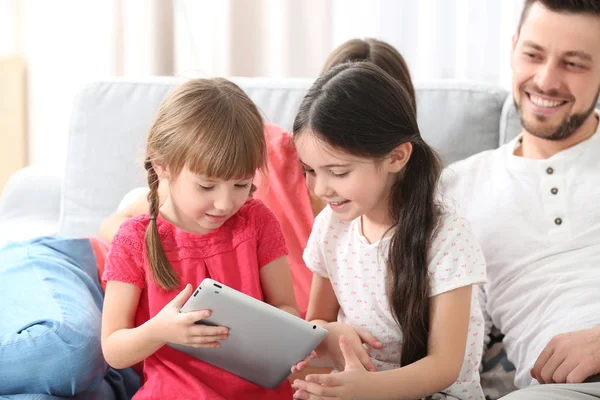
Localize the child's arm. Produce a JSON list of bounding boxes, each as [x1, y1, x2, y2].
[[293, 285, 472, 400], [101, 281, 162, 369], [259, 256, 299, 316], [369, 285, 472, 398], [305, 275, 383, 372], [260, 256, 318, 372], [305, 274, 339, 325], [101, 282, 227, 369]]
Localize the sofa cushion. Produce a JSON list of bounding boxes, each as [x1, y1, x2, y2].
[[415, 82, 507, 164], [58, 78, 509, 237], [500, 96, 522, 145], [0, 237, 106, 395]]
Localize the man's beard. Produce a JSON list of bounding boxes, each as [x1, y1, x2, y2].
[[514, 89, 599, 141]]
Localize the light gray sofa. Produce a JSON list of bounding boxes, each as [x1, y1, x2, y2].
[[0, 77, 521, 242]]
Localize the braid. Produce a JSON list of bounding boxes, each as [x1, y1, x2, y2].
[[146, 160, 161, 218], [144, 160, 179, 289]]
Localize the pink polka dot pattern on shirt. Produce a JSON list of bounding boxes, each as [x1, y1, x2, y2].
[[304, 207, 488, 400]]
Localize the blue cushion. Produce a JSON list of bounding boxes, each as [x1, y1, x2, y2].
[[0, 237, 106, 396]]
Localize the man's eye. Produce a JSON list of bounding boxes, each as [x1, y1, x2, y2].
[[524, 52, 540, 60]]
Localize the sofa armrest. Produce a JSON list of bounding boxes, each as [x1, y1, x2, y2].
[[0, 165, 62, 245]]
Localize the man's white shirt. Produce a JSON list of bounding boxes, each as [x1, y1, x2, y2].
[[440, 115, 600, 388]]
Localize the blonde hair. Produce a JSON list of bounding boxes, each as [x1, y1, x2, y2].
[[144, 78, 266, 289]]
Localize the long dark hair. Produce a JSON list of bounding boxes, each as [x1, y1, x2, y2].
[[293, 62, 442, 366]]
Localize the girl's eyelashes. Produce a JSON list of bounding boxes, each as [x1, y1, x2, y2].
[[302, 168, 348, 177], [331, 171, 349, 178], [198, 183, 251, 191]]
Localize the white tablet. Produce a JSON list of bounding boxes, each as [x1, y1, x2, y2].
[[168, 278, 328, 388]]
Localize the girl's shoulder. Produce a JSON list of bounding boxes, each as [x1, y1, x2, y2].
[[435, 210, 474, 233], [427, 211, 487, 294], [114, 214, 152, 240], [430, 211, 478, 250], [109, 215, 152, 256]]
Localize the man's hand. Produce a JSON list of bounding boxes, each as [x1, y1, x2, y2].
[[531, 327, 600, 384]]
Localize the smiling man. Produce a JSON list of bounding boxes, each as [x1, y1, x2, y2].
[[512, 1, 600, 153], [441, 1, 600, 399]]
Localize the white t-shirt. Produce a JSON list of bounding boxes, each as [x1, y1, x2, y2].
[[304, 206, 487, 400], [440, 117, 600, 388]]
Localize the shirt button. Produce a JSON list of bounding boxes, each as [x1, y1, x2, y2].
[[555, 217, 563, 225], [546, 167, 554, 175], [551, 188, 558, 195]]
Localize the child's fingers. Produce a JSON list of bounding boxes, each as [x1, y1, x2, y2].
[[361, 356, 377, 372], [339, 335, 363, 370], [292, 389, 307, 399], [354, 345, 376, 371], [183, 309, 212, 324], [349, 341, 375, 371], [291, 351, 316, 372], [298, 360, 309, 370], [170, 284, 193, 309], [190, 341, 221, 349], [354, 326, 383, 349], [291, 360, 307, 373], [190, 324, 229, 337], [190, 333, 228, 343]]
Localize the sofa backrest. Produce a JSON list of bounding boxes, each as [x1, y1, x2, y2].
[[58, 77, 515, 237]]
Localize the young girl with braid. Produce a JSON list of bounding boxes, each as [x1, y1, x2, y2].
[[100, 78, 311, 400]]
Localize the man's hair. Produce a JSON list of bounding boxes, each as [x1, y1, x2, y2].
[[518, 0, 600, 31]]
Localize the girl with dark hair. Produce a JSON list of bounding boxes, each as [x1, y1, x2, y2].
[[291, 62, 487, 400]]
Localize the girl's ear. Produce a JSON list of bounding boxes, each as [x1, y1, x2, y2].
[[388, 142, 412, 173], [152, 161, 170, 179]]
